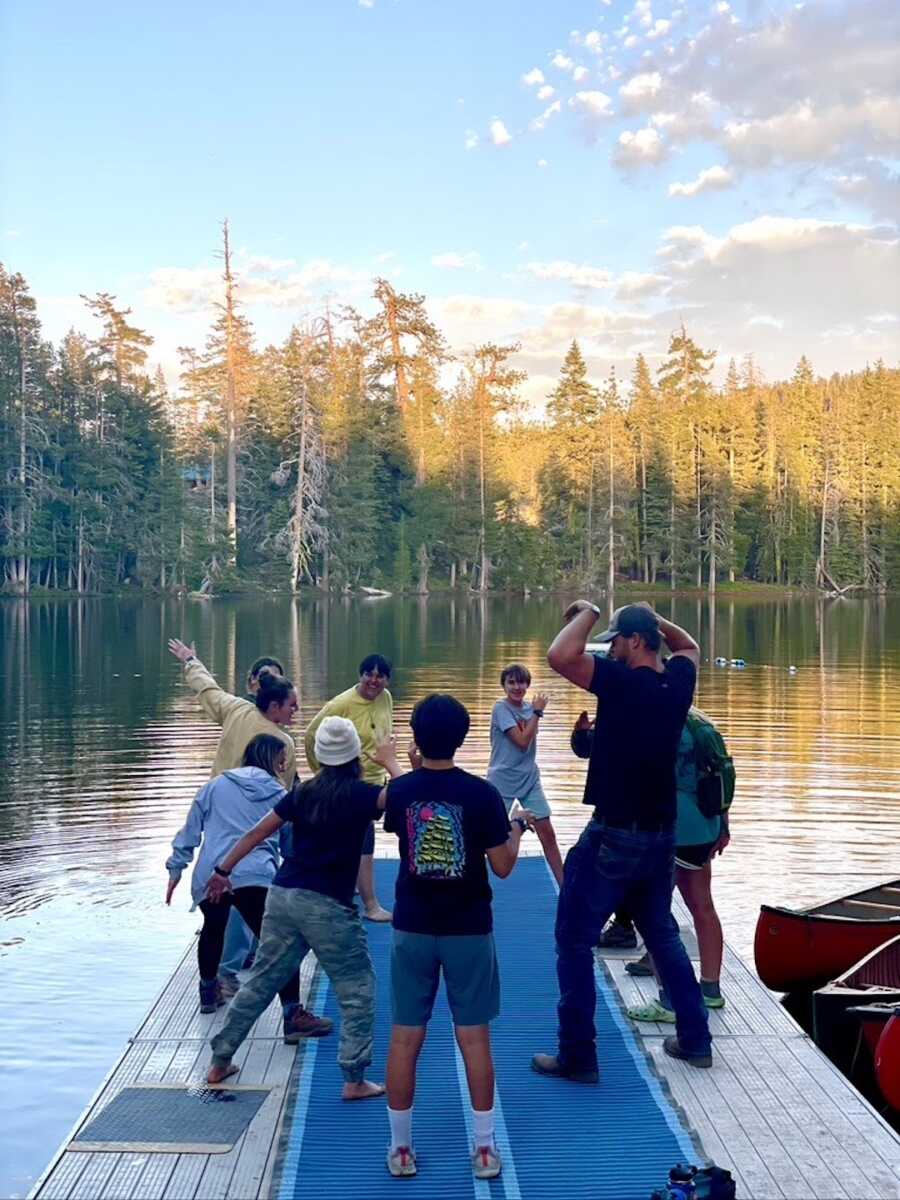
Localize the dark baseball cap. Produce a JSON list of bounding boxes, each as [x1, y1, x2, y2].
[[594, 604, 659, 643]]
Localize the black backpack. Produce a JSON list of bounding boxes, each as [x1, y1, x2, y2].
[[685, 709, 736, 820]]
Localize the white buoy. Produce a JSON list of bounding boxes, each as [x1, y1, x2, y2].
[[730, 658, 746, 668], [788, 665, 797, 673], [714, 656, 728, 666]]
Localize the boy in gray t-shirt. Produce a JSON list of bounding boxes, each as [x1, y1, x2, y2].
[[487, 663, 564, 884]]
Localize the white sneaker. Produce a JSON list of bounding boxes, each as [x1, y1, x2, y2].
[[471, 1144, 501, 1180], [386, 1145, 417, 1178]]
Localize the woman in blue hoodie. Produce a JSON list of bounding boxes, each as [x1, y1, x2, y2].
[[165, 735, 305, 1032]]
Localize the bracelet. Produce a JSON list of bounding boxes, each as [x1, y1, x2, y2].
[[533, 709, 545, 717], [184, 655, 196, 665], [213, 864, 231, 878]]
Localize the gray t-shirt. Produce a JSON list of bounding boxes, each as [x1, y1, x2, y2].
[[487, 699, 541, 799]]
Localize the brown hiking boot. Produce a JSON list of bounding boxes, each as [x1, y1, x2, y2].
[[283, 1006, 333, 1042]]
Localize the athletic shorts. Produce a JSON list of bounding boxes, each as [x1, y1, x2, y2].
[[502, 780, 551, 821], [361, 820, 375, 856], [390, 930, 500, 1026], [675, 841, 717, 871]]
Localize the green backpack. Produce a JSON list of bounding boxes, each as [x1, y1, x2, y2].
[[685, 708, 736, 819]]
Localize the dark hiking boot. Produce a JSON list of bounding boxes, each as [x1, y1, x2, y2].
[[663, 1036, 712, 1069], [625, 952, 654, 976], [596, 919, 638, 950], [531, 1053, 599, 1084], [199, 978, 225, 1014], [283, 1006, 333, 1042]]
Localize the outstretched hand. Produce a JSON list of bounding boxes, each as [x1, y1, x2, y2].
[[205, 872, 232, 904], [532, 692, 550, 714], [370, 734, 399, 768], [168, 638, 196, 663]]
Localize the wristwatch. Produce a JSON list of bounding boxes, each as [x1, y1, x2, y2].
[[533, 708, 545, 717], [213, 864, 231, 877], [513, 817, 528, 834]]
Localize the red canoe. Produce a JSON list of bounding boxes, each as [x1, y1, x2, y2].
[[812, 936, 900, 1073], [755, 878, 900, 992], [876, 1009, 900, 1111]]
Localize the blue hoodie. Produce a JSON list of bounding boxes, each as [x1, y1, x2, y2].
[[166, 767, 287, 905]]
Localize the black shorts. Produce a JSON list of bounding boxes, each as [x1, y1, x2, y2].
[[675, 841, 716, 871], [362, 820, 375, 856]]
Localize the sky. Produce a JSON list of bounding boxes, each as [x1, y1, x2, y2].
[[1, 0, 898, 410]]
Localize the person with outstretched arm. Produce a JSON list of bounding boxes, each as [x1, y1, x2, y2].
[[531, 601, 712, 1083]]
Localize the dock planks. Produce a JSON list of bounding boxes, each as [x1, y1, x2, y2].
[[31, 824, 900, 1200]]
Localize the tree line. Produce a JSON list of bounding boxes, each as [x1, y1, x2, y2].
[[2, 228, 898, 596]]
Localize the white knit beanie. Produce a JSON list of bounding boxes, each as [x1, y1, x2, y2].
[[314, 716, 362, 766]]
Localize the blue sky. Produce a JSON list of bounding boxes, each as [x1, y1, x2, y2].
[[1, 0, 897, 407]]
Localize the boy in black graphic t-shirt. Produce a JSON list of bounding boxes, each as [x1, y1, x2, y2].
[[382, 693, 527, 1182]]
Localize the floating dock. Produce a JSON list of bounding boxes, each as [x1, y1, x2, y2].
[[31, 835, 900, 1200]]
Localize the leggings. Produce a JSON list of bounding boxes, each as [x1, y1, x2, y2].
[[198, 885, 300, 1006]]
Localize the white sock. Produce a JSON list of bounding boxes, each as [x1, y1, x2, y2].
[[472, 1107, 495, 1149], [388, 1106, 413, 1151]]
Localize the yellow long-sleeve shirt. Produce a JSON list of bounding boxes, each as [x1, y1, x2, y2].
[[304, 685, 393, 786], [182, 658, 297, 787]]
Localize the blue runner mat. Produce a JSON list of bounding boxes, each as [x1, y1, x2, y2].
[[277, 855, 696, 1199]]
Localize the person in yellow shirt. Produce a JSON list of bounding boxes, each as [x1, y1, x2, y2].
[[305, 654, 394, 922]]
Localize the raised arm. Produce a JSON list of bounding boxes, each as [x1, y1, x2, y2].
[[370, 736, 404, 810], [168, 638, 243, 725], [486, 822, 525, 879], [303, 701, 331, 773], [547, 601, 601, 691], [652, 608, 700, 667], [503, 693, 549, 750]]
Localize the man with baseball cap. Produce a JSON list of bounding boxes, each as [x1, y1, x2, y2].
[[532, 600, 712, 1083]]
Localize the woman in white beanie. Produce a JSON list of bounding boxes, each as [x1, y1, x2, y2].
[[202, 716, 403, 1100]]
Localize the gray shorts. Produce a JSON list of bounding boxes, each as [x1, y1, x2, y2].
[[502, 780, 552, 821], [390, 930, 500, 1027]]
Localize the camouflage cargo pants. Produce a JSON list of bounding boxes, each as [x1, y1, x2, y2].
[[210, 884, 376, 1083]]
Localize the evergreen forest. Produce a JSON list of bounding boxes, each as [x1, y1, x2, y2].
[[2, 234, 898, 598]]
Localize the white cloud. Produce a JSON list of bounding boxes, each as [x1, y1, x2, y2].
[[531, 100, 562, 132], [619, 71, 663, 108], [431, 251, 482, 271], [551, 52, 575, 70], [537, 84, 556, 101], [464, 130, 479, 150], [572, 66, 590, 82], [523, 260, 613, 290], [358, 0, 374, 7], [489, 118, 512, 147], [668, 164, 735, 198], [568, 90, 614, 121], [537, 159, 549, 168], [583, 30, 605, 53], [614, 126, 666, 166], [723, 98, 900, 168], [615, 271, 671, 299], [144, 257, 369, 313], [521, 68, 545, 87], [624, 35, 640, 48], [647, 19, 671, 39]]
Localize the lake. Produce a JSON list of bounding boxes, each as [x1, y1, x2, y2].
[[2, 592, 899, 1197]]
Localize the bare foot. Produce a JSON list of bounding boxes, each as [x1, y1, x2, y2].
[[342, 1079, 386, 1101], [207, 1062, 240, 1085], [364, 906, 392, 923]]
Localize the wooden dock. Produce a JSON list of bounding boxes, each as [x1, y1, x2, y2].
[[32, 828, 900, 1200]]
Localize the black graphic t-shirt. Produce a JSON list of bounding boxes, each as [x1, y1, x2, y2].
[[384, 767, 511, 935], [584, 654, 696, 830], [273, 780, 382, 905]]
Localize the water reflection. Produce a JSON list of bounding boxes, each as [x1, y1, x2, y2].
[[1, 593, 899, 1196]]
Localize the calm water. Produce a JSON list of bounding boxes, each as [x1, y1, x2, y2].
[[2, 593, 900, 1196]]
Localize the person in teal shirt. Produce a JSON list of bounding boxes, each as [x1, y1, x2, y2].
[[625, 714, 730, 1018]]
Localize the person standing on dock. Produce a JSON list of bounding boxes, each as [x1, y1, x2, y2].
[[487, 663, 564, 884], [204, 717, 404, 1101], [382, 693, 530, 1181], [167, 638, 331, 1038], [305, 654, 395, 923], [533, 602, 712, 1082]]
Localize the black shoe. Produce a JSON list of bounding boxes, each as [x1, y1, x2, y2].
[[595, 920, 638, 950], [625, 952, 654, 977], [663, 1036, 712, 1069], [531, 1053, 599, 1084]]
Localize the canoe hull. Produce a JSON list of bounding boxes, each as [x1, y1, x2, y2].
[[876, 1013, 900, 1111], [755, 906, 900, 992]]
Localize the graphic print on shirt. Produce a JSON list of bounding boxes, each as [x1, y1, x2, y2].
[[406, 800, 465, 879]]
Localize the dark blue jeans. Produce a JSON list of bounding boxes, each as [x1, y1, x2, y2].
[[556, 819, 711, 1072]]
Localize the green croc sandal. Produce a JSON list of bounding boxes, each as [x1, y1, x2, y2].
[[626, 999, 676, 1023]]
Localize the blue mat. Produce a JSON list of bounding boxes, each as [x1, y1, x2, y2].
[[277, 856, 697, 1199]]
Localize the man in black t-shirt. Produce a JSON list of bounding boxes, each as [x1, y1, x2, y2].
[[382, 694, 527, 1182], [532, 601, 712, 1083]]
